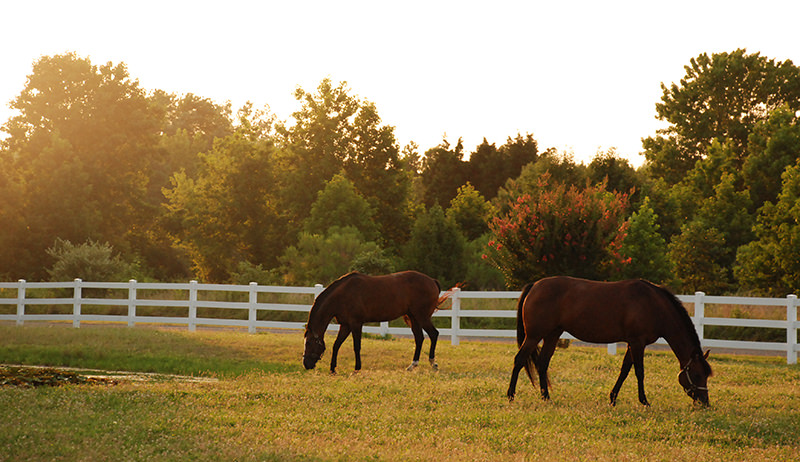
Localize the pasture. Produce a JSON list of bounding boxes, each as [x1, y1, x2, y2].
[[1, 324, 799, 461]]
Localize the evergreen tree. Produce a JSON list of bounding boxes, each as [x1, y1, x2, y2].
[[618, 198, 672, 284]]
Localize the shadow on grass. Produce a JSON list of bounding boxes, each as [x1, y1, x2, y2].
[[0, 324, 302, 377]]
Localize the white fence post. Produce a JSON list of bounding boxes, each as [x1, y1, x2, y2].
[[248, 282, 258, 334], [16, 279, 26, 326], [451, 287, 461, 346], [73, 278, 82, 328], [127, 279, 137, 327], [694, 291, 705, 345], [788, 294, 798, 365], [607, 343, 618, 355], [188, 280, 198, 332]]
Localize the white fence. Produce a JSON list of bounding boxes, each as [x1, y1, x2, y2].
[[1, 279, 798, 364]]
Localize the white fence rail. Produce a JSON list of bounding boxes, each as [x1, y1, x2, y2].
[[1, 279, 798, 364]]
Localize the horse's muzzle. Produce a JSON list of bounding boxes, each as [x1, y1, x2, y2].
[[303, 357, 318, 370]]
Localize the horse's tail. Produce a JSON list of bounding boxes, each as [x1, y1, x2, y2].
[[435, 281, 464, 308], [515, 282, 542, 387], [516, 283, 534, 347]]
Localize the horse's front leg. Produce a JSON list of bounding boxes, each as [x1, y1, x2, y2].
[[330, 325, 351, 374], [351, 324, 363, 371], [610, 346, 633, 406]]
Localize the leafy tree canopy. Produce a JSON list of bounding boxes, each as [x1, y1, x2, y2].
[[645, 49, 800, 183]]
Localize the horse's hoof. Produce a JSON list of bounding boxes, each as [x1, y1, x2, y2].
[[406, 361, 419, 371], [430, 361, 439, 371]]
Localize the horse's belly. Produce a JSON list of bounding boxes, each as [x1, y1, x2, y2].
[[564, 324, 658, 345], [564, 326, 619, 344]]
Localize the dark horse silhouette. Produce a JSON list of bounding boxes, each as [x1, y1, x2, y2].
[[507, 276, 712, 406], [303, 271, 448, 373]]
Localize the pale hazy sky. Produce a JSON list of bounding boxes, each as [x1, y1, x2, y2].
[[2, 1, 799, 166]]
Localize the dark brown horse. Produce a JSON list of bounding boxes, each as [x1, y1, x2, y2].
[[507, 276, 712, 406], [303, 271, 448, 373]]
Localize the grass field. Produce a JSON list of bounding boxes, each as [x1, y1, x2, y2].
[[1, 324, 799, 461]]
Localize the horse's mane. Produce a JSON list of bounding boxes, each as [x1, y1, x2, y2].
[[642, 281, 700, 346], [643, 280, 712, 373], [306, 272, 363, 331]]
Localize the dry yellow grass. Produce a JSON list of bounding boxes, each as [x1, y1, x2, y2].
[[1, 324, 799, 461]]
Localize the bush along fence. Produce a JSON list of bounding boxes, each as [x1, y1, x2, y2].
[[0, 279, 797, 365]]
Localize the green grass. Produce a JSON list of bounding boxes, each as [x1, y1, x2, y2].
[[1, 324, 799, 461]]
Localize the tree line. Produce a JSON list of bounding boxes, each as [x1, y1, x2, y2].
[[2, 49, 800, 295]]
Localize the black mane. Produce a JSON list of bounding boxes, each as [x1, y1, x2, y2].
[[643, 280, 711, 373], [306, 272, 362, 331]]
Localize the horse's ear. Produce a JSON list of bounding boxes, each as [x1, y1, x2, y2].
[[703, 349, 710, 360]]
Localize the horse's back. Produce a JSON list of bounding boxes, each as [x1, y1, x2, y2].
[[523, 276, 665, 344], [330, 271, 439, 322]]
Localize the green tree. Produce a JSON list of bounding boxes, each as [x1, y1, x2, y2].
[[486, 174, 630, 288], [0, 166, 31, 279], [644, 49, 800, 183], [304, 174, 378, 241], [163, 132, 285, 282], [349, 247, 396, 276], [278, 79, 410, 244], [667, 173, 753, 293], [447, 183, 493, 241], [735, 161, 800, 295], [402, 205, 466, 288], [344, 99, 411, 244], [465, 133, 539, 200], [588, 148, 641, 203], [280, 227, 383, 286], [466, 236, 505, 290], [618, 197, 672, 283], [668, 222, 730, 294], [155, 91, 234, 147], [419, 138, 468, 207], [743, 105, 800, 210], [0, 53, 162, 279]]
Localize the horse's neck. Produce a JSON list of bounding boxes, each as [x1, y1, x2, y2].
[[308, 302, 335, 336], [662, 320, 700, 367]]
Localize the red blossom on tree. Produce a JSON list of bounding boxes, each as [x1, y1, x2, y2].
[[486, 173, 630, 288]]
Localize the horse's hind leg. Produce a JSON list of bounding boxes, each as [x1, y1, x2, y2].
[[610, 346, 633, 406], [537, 332, 561, 400], [507, 337, 541, 402], [406, 317, 424, 371], [420, 318, 439, 370], [630, 343, 650, 406]]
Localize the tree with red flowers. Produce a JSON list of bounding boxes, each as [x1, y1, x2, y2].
[[485, 174, 630, 288]]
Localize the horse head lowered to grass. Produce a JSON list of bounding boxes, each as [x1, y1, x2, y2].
[[507, 276, 713, 406], [303, 271, 451, 374]]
